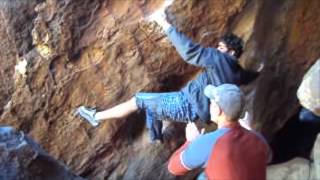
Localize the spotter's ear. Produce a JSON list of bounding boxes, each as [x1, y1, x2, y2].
[[217, 105, 223, 116]]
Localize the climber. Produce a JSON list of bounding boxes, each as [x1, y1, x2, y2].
[[168, 84, 270, 180], [75, 2, 260, 142]]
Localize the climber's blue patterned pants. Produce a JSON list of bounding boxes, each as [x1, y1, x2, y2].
[[135, 91, 197, 141], [299, 107, 320, 122]]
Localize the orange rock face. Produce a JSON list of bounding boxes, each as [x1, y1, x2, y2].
[[0, 0, 319, 179]]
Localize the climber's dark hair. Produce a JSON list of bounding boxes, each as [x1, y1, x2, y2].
[[220, 33, 244, 58]]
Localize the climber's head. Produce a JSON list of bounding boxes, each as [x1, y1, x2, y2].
[[217, 33, 244, 58]]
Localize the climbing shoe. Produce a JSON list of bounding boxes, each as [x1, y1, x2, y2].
[[76, 106, 99, 127]]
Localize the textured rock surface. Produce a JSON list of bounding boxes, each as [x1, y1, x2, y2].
[[0, 1, 38, 115], [249, 0, 320, 139], [267, 133, 320, 180], [0, 126, 83, 180], [310, 133, 320, 180], [0, 0, 319, 179], [267, 158, 310, 180], [267, 157, 310, 180]]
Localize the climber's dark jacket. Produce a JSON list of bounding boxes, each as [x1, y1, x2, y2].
[[166, 26, 258, 122]]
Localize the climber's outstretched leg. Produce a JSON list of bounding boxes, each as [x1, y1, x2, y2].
[[76, 91, 198, 142], [76, 97, 138, 126]]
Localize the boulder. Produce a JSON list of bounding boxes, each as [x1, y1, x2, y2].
[[310, 133, 320, 180], [0, 126, 83, 180], [267, 157, 310, 180]]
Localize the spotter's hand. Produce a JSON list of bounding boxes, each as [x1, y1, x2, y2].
[[185, 122, 205, 142]]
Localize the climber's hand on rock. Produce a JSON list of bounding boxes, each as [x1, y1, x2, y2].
[[185, 122, 204, 142], [164, 0, 174, 7], [146, 0, 173, 31]]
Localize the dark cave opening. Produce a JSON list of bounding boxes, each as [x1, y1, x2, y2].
[[270, 107, 320, 164]]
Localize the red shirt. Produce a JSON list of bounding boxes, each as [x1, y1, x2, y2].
[[168, 123, 269, 180]]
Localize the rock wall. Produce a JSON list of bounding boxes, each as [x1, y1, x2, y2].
[[0, 1, 38, 115], [249, 0, 320, 139], [0, 0, 319, 179]]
